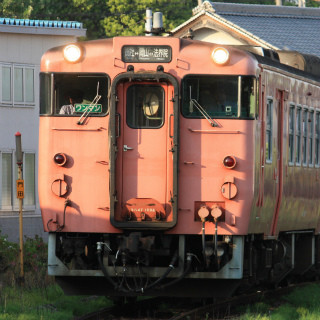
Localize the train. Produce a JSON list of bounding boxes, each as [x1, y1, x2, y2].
[[39, 27, 320, 297]]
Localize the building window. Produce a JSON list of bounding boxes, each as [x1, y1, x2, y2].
[[1, 64, 35, 106], [1, 152, 35, 210], [316, 112, 320, 166], [308, 110, 314, 166], [288, 105, 295, 164], [296, 107, 301, 164], [1, 153, 12, 208], [2, 66, 11, 102], [266, 99, 273, 162], [24, 153, 35, 206]]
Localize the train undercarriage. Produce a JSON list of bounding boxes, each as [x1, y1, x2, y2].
[[48, 230, 320, 297]]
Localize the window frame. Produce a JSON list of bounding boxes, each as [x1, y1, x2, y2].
[[302, 107, 308, 167], [315, 111, 320, 167], [295, 106, 302, 166], [0, 63, 35, 107], [39, 72, 110, 117], [0, 151, 36, 211], [288, 104, 295, 166], [181, 74, 257, 120], [265, 97, 273, 164], [126, 84, 165, 129], [308, 108, 314, 167]]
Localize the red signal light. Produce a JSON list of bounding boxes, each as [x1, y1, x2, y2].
[[223, 156, 236, 169], [54, 153, 67, 166]]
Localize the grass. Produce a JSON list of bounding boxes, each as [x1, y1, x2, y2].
[[0, 284, 111, 320], [0, 232, 112, 319], [238, 284, 320, 320]]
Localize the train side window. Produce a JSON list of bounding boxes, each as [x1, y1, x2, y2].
[[288, 105, 295, 165], [265, 99, 273, 162], [295, 107, 302, 165], [308, 109, 314, 166], [315, 112, 320, 166], [40, 72, 109, 116], [302, 108, 308, 166]]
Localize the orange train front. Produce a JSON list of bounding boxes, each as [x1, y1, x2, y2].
[[39, 35, 320, 297]]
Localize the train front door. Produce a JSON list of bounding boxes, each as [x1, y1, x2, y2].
[[110, 76, 178, 229]]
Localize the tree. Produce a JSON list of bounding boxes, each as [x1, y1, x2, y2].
[[102, 0, 197, 38], [0, 0, 319, 40]]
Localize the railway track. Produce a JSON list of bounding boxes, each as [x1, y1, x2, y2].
[[75, 282, 314, 320]]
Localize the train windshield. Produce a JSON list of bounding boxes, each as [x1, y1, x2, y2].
[[40, 73, 109, 116], [182, 75, 257, 119]]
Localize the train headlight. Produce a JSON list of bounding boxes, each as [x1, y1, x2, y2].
[[63, 44, 82, 63], [211, 47, 229, 65]]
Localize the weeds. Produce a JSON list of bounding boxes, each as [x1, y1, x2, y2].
[[0, 231, 110, 319], [240, 284, 320, 320]]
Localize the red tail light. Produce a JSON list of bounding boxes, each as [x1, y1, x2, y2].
[[54, 153, 67, 166], [223, 156, 236, 169]]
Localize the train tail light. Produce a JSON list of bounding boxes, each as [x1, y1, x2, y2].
[[63, 44, 82, 63], [54, 153, 67, 166], [223, 155, 236, 169], [211, 47, 230, 65]]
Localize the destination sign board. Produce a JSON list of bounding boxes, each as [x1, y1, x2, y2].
[[122, 45, 172, 63], [75, 104, 102, 113]]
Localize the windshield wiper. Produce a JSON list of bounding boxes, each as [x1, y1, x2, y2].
[[190, 99, 218, 127], [77, 82, 102, 125]]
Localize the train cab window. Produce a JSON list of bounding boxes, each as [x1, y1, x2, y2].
[[126, 85, 164, 129], [181, 75, 256, 119], [40, 73, 109, 116]]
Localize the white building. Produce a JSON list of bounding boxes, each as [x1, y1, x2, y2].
[[0, 18, 86, 242]]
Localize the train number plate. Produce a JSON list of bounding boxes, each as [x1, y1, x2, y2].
[[122, 45, 172, 63]]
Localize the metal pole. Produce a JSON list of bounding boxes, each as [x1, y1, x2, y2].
[[15, 132, 24, 283]]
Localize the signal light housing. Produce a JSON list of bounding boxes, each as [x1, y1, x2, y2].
[[54, 153, 67, 166], [211, 47, 230, 65], [223, 155, 236, 169]]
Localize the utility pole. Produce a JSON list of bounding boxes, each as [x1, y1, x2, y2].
[[15, 132, 24, 284]]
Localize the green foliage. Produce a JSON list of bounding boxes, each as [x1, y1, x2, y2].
[[0, 284, 110, 320], [0, 0, 319, 39], [0, 232, 18, 274], [0, 233, 111, 319], [102, 0, 197, 37], [239, 284, 320, 320], [284, 284, 320, 309]]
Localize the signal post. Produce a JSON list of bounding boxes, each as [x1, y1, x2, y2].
[[15, 132, 24, 283]]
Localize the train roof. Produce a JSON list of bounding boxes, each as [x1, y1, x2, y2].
[[236, 45, 320, 84]]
